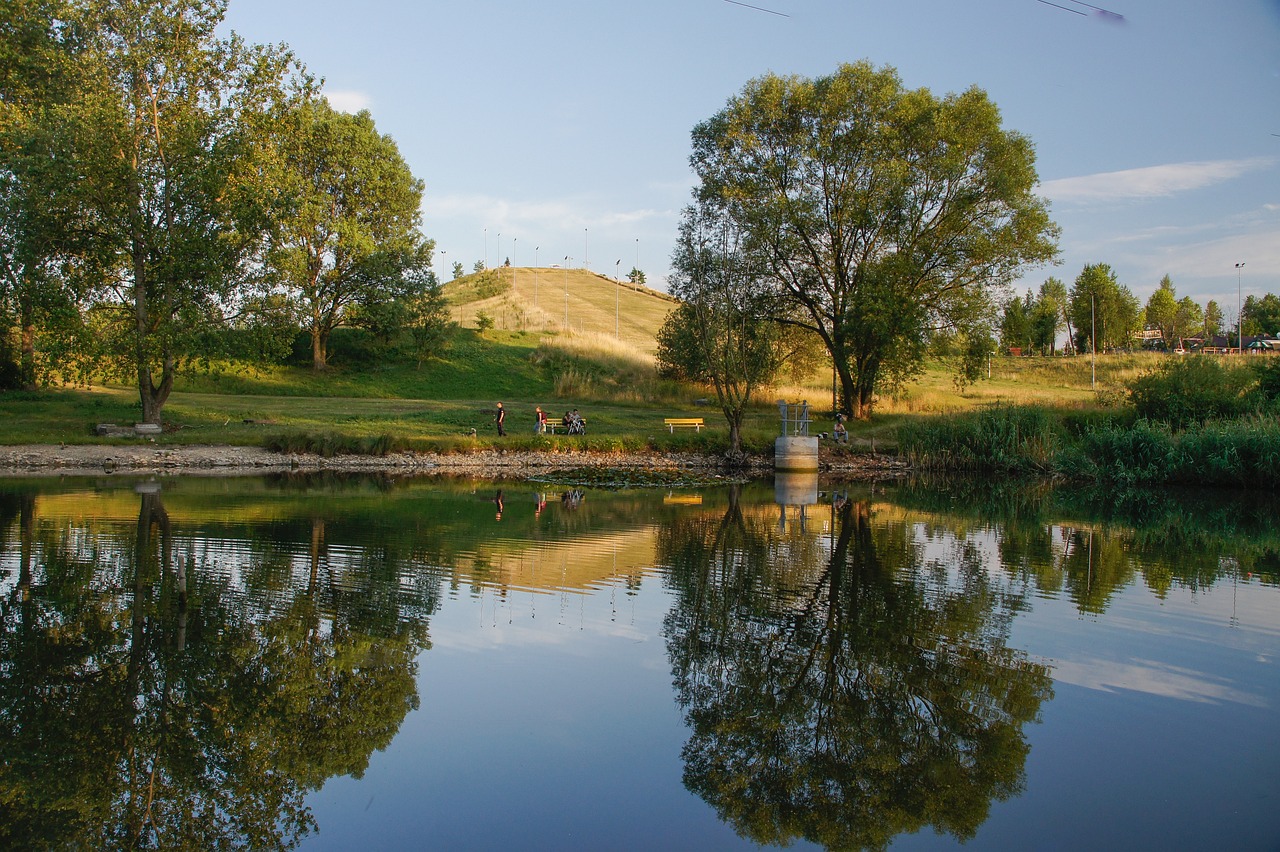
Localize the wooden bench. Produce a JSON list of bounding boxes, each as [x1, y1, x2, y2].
[[664, 417, 704, 433]]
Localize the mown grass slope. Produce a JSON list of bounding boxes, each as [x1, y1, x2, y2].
[[444, 267, 675, 354]]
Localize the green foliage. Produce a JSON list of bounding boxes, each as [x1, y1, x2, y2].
[[1127, 356, 1258, 427], [667, 200, 783, 456], [0, 324, 22, 390], [1253, 358, 1280, 403], [627, 267, 646, 285], [690, 60, 1059, 419], [1000, 291, 1033, 351], [655, 303, 710, 382], [1243, 293, 1280, 338], [264, 430, 404, 457], [898, 405, 1064, 473], [900, 397, 1280, 488], [474, 310, 495, 332], [6, 0, 307, 424], [269, 98, 433, 370], [1144, 275, 1178, 343], [1203, 300, 1224, 340], [1068, 264, 1141, 353]]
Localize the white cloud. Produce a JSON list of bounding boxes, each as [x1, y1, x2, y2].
[[324, 89, 372, 113], [1050, 657, 1267, 706], [1040, 158, 1274, 204]]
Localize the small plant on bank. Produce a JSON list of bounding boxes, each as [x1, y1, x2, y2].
[[265, 430, 404, 457]]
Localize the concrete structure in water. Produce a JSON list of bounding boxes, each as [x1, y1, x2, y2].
[[774, 400, 819, 472]]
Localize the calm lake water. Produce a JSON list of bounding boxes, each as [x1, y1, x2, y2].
[[1, 473, 1277, 851]]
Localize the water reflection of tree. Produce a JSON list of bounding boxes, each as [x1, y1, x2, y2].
[[0, 485, 436, 850], [897, 478, 1280, 612], [660, 489, 1053, 850]]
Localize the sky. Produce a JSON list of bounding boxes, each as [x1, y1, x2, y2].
[[221, 0, 1280, 322]]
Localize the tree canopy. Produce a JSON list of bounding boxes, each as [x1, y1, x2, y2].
[[1, 0, 306, 423], [689, 61, 1058, 418], [268, 98, 433, 370], [659, 201, 782, 457], [1068, 263, 1141, 353]]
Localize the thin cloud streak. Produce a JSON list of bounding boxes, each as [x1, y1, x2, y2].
[[1041, 158, 1273, 204]]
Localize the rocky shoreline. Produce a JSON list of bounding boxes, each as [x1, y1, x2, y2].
[[0, 443, 909, 479]]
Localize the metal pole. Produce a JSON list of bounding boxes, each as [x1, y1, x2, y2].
[[564, 257, 570, 330], [1236, 262, 1246, 351], [1091, 293, 1096, 390], [534, 246, 539, 307], [615, 259, 621, 338]]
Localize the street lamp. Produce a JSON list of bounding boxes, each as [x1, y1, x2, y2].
[[584, 228, 588, 270], [1236, 262, 1246, 352], [564, 256, 571, 330], [534, 246, 539, 307], [615, 259, 622, 338], [483, 228, 487, 270]]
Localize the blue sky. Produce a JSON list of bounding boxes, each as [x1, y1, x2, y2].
[[222, 0, 1280, 321]]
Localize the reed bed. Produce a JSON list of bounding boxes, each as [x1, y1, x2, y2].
[[900, 406, 1280, 488]]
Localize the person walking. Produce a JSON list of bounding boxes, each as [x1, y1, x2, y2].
[[535, 406, 547, 434], [495, 402, 507, 436]]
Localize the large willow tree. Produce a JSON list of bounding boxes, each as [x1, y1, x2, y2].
[[690, 61, 1059, 419]]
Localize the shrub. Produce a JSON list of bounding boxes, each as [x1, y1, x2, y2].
[[265, 430, 403, 457], [1127, 356, 1256, 428], [1061, 419, 1178, 486]]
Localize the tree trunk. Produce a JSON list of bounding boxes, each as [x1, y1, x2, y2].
[[311, 319, 327, 370]]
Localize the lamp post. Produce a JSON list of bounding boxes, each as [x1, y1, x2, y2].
[[615, 259, 621, 338], [497, 233, 501, 267], [534, 246, 539, 307], [483, 228, 487, 270], [564, 256, 571, 330], [1236, 262, 1246, 352], [513, 237, 517, 268]]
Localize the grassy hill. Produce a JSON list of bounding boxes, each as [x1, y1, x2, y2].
[[443, 267, 675, 354]]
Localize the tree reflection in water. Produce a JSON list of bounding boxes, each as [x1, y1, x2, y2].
[[0, 483, 435, 850], [661, 485, 1054, 850]]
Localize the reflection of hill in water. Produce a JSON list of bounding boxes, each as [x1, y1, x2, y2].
[[449, 529, 659, 593]]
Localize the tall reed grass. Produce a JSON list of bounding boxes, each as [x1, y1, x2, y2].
[[901, 406, 1280, 487], [898, 405, 1064, 473]]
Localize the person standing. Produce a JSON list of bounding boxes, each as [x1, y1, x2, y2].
[[495, 402, 507, 436], [535, 406, 547, 434]]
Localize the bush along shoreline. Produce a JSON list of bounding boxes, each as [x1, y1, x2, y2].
[[898, 404, 1280, 488], [899, 357, 1280, 488]]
